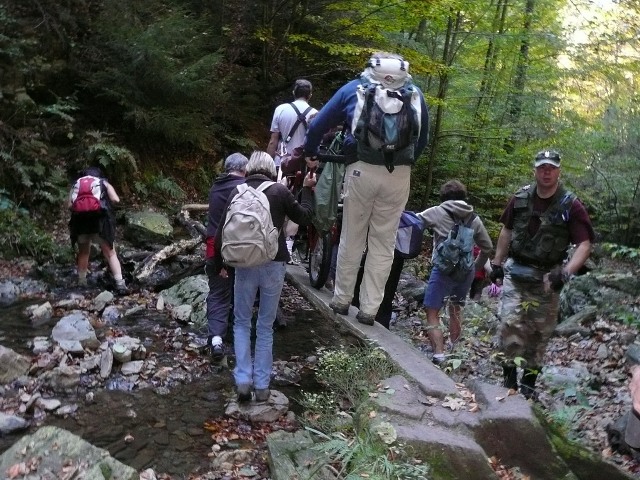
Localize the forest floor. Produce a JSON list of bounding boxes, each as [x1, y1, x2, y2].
[[4, 214, 640, 479], [388, 254, 640, 479]]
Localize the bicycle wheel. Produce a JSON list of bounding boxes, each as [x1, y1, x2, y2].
[[294, 229, 310, 263], [309, 230, 332, 289]]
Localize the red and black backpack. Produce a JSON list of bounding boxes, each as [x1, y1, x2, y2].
[[70, 174, 108, 216]]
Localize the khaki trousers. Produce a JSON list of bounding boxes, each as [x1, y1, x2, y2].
[[332, 161, 410, 315]]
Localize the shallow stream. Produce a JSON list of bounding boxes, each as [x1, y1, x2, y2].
[[0, 283, 352, 476]]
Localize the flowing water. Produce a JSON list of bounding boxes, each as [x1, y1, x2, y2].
[[0, 283, 355, 476]]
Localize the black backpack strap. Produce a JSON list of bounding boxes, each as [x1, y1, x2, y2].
[[464, 212, 477, 227], [284, 103, 313, 144], [445, 209, 459, 224]]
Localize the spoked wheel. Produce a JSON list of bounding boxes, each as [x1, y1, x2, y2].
[[293, 230, 310, 263], [308, 230, 332, 289]]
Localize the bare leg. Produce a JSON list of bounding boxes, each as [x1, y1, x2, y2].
[[101, 243, 123, 282], [426, 307, 444, 355], [449, 304, 462, 343], [77, 242, 91, 282]]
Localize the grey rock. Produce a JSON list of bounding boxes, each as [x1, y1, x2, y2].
[[0, 426, 137, 479], [102, 304, 121, 323], [41, 364, 81, 392], [55, 404, 79, 416], [160, 275, 208, 328], [79, 354, 101, 372], [626, 343, 640, 365], [226, 389, 289, 423], [0, 412, 28, 434], [35, 397, 61, 411], [100, 348, 114, 378], [172, 304, 193, 323], [121, 360, 145, 375], [25, 301, 52, 325], [92, 290, 114, 312], [31, 336, 52, 354], [0, 345, 31, 384], [52, 312, 100, 351], [0, 280, 20, 306], [542, 364, 591, 389]]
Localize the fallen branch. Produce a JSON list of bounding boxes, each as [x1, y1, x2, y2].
[[134, 237, 203, 282]]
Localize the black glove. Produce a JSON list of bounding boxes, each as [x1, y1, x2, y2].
[[547, 266, 565, 291], [489, 263, 504, 283]]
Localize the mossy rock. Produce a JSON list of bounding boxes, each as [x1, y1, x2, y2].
[[123, 210, 174, 247]]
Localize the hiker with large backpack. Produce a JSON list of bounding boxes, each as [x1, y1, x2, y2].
[[213, 151, 316, 403], [68, 166, 127, 293], [266, 79, 317, 263], [303, 52, 430, 326], [416, 180, 492, 365]]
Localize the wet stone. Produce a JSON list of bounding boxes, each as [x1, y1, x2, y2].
[[154, 431, 170, 445]]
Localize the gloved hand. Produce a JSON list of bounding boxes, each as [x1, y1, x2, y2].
[[488, 282, 502, 298], [489, 263, 504, 284], [547, 266, 566, 291]]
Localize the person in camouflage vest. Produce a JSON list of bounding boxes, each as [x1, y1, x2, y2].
[[490, 150, 595, 399]]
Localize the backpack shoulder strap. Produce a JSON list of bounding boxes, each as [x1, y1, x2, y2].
[[445, 209, 460, 224], [284, 103, 313, 144], [255, 181, 276, 194], [464, 213, 477, 227]]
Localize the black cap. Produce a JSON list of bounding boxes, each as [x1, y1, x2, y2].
[[534, 150, 561, 168]]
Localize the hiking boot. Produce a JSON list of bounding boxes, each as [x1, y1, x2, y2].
[[255, 388, 270, 402], [329, 301, 349, 315], [324, 279, 335, 291], [77, 277, 88, 287], [503, 366, 518, 390], [207, 335, 225, 361], [520, 367, 540, 400], [115, 280, 128, 294], [432, 354, 446, 366], [236, 384, 252, 403], [356, 311, 375, 326]]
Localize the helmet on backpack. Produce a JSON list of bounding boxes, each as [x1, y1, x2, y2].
[[362, 52, 411, 89]]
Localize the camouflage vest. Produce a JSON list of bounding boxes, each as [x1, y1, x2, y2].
[[510, 184, 576, 267]]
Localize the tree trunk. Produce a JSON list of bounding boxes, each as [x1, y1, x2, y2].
[[422, 11, 461, 205], [504, 0, 535, 153], [465, 0, 509, 172]]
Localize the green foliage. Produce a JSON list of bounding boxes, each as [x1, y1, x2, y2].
[[546, 405, 588, 438], [133, 173, 186, 207], [0, 198, 72, 263], [300, 345, 429, 479], [308, 429, 430, 479], [88, 143, 138, 174], [601, 243, 640, 264], [299, 345, 397, 432], [0, 143, 69, 210], [315, 345, 397, 406], [79, 0, 232, 152]]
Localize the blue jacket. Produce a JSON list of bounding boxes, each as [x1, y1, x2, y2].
[[304, 78, 430, 165], [206, 173, 246, 238]]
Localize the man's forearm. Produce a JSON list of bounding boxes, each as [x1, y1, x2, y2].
[[492, 227, 512, 265], [564, 240, 591, 276], [266, 141, 277, 158]]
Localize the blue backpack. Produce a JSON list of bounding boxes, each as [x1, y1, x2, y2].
[[433, 212, 477, 281], [395, 211, 424, 259]]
